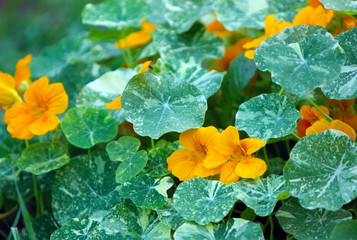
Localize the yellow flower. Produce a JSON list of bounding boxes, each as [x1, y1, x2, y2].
[[306, 119, 356, 140], [243, 15, 291, 59], [296, 105, 330, 137], [0, 54, 32, 108], [114, 20, 156, 49], [167, 127, 221, 181], [308, 0, 334, 22], [204, 126, 266, 185], [292, 6, 329, 27], [4, 77, 68, 139], [105, 61, 152, 110]]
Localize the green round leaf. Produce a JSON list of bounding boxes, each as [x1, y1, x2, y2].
[[145, 140, 172, 177], [276, 198, 352, 240], [17, 142, 69, 175], [61, 107, 118, 149], [106, 136, 141, 162], [233, 174, 286, 217], [330, 220, 357, 240], [214, 0, 268, 30], [235, 93, 301, 142], [0, 157, 19, 181], [119, 175, 173, 210], [157, 58, 224, 98], [115, 151, 148, 184], [255, 25, 346, 97], [174, 218, 264, 240], [122, 72, 207, 139], [173, 177, 237, 225], [52, 152, 122, 226], [82, 0, 151, 29], [152, 24, 224, 64], [284, 130, 357, 211], [50, 218, 99, 240], [153, 0, 214, 33], [321, 27, 357, 99], [155, 200, 186, 231], [320, 0, 357, 12]]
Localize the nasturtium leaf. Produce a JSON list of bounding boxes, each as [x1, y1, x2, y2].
[[320, 0, 357, 12], [77, 69, 136, 123], [22, 212, 56, 240], [173, 177, 237, 225], [50, 218, 99, 240], [266, 0, 307, 22], [241, 207, 257, 222], [145, 140, 172, 177], [174, 218, 264, 240], [157, 58, 224, 98], [321, 27, 357, 99], [82, 0, 151, 29], [233, 174, 287, 217], [52, 152, 122, 226], [17, 143, 69, 175], [152, 24, 224, 64], [276, 198, 352, 240], [214, 0, 268, 30], [106, 136, 141, 162], [121, 72, 207, 139], [255, 25, 346, 97], [0, 157, 19, 181], [115, 151, 148, 184], [156, 200, 186, 231], [330, 220, 357, 240], [61, 107, 117, 149], [30, 33, 119, 79], [119, 175, 173, 210], [284, 130, 357, 211], [221, 54, 257, 104], [152, 0, 214, 33], [235, 93, 301, 141]]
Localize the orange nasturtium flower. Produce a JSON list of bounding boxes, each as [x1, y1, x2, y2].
[[296, 105, 330, 137], [114, 20, 156, 49], [106, 61, 152, 110], [327, 99, 357, 130], [243, 14, 291, 59], [167, 127, 221, 181], [4, 77, 68, 139], [308, 0, 334, 22], [292, 6, 329, 27], [204, 126, 266, 185], [205, 19, 232, 38], [0, 54, 32, 108], [306, 119, 356, 140]]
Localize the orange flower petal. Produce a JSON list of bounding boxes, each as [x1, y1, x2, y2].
[[239, 138, 265, 155], [23, 76, 49, 108], [220, 126, 240, 156], [204, 151, 229, 169], [244, 50, 256, 59], [296, 119, 311, 137], [205, 19, 232, 38], [0, 72, 21, 107], [236, 156, 267, 179], [179, 126, 220, 153], [300, 105, 329, 123], [137, 61, 152, 74], [45, 82, 68, 114], [292, 6, 328, 28], [29, 112, 59, 135], [106, 96, 122, 110], [193, 161, 220, 178], [14, 54, 32, 90], [219, 161, 239, 185], [4, 102, 35, 139], [330, 120, 356, 140], [167, 149, 196, 181], [305, 119, 329, 135]]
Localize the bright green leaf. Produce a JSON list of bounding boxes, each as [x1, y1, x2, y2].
[[115, 151, 148, 184], [119, 175, 173, 209], [51, 152, 122, 226], [122, 72, 207, 139], [173, 177, 237, 225], [233, 174, 287, 216], [284, 130, 357, 211], [82, 0, 151, 29], [235, 93, 301, 142], [255, 25, 346, 97], [106, 136, 141, 162], [61, 107, 117, 149], [174, 218, 264, 240], [276, 198, 352, 240], [321, 27, 357, 99], [330, 220, 357, 240], [17, 143, 69, 175]]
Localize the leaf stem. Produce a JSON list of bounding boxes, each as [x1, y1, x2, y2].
[[278, 87, 284, 96], [269, 214, 274, 240], [291, 132, 301, 140], [305, 98, 333, 122], [25, 140, 29, 149], [32, 174, 40, 217], [50, 131, 54, 143], [150, 138, 155, 149], [263, 147, 272, 174], [55, 127, 59, 142]]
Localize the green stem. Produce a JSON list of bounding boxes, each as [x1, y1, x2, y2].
[[88, 148, 91, 155], [347, 208, 357, 216], [269, 214, 274, 240], [285, 140, 290, 153], [291, 132, 301, 140], [10, 228, 20, 240], [278, 87, 284, 96], [50, 131, 54, 143], [39, 135, 43, 143], [150, 138, 155, 149], [305, 98, 333, 122], [263, 147, 272, 174], [25, 140, 29, 149], [55, 127, 59, 142], [32, 174, 40, 217]]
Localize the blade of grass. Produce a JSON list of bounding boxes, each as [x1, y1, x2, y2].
[[10, 228, 20, 240]]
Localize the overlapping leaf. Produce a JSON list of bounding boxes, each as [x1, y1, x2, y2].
[[174, 218, 264, 240], [17, 142, 69, 175], [233, 174, 288, 217], [276, 198, 352, 240], [121, 72, 207, 139], [119, 175, 173, 210], [51, 152, 122, 225], [235, 93, 301, 141], [320, 0, 357, 12], [321, 27, 357, 99], [173, 177, 237, 225], [330, 220, 357, 240], [255, 25, 346, 97], [145, 140, 172, 177], [156, 200, 186, 231], [284, 130, 357, 211], [82, 0, 152, 29], [61, 107, 118, 149]]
